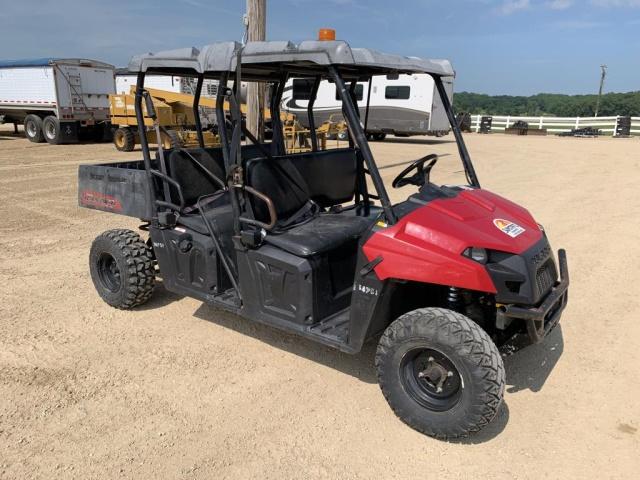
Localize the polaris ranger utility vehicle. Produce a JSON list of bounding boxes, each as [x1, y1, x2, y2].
[[78, 40, 569, 439]]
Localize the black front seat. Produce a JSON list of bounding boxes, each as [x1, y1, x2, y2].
[[245, 157, 373, 257]]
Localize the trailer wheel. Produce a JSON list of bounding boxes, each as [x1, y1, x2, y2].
[[42, 116, 62, 144], [89, 229, 156, 309], [376, 307, 505, 439], [24, 115, 45, 143], [337, 130, 348, 141], [113, 127, 136, 151], [161, 129, 182, 150]]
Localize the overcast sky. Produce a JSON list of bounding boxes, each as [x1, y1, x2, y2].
[[0, 0, 638, 95]]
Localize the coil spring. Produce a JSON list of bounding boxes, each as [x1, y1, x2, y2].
[[447, 287, 463, 312]]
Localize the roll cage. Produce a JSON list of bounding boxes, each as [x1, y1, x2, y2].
[[127, 40, 479, 233]]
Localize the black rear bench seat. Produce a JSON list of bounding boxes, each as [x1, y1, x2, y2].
[[245, 150, 375, 257]]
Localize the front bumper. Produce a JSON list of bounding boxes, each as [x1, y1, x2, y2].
[[501, 249, 569, 345]]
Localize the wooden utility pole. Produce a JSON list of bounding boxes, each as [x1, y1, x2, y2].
[[246, 0, 266, 141], [595, 64, 607, 117]]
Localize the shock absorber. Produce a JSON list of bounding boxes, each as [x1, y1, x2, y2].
[[447, 287, 463, 312]]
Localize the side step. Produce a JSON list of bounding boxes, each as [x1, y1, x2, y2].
[[307, 309, 351, 345], [211, 288, 241, 312]]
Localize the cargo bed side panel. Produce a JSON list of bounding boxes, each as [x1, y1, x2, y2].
[[78, 162, 154, 220]]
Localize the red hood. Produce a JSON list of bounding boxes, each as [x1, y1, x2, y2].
[[397, 189, 542, 256], [363, 189, 543, 292]]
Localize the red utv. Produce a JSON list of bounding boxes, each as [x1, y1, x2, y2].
[[78, 40, 569, 439]]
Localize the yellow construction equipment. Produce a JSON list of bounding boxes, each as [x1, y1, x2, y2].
[[110, 85, 349, 154], [109, 87, 221, 152], [282, 112, 325, 153], [281, 112, 350, 153]]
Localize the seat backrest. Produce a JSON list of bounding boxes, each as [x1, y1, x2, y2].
[[200, 143, 270, 169], [166, 148, 226, 208], [284, 148, 358, 208], [245, 157, 311, 224]]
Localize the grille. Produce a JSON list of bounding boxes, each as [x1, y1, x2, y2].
[[535, 261, 555, 296], [531, 244, 551, 268]]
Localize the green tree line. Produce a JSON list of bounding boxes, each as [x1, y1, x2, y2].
[[453, 91, 640, 117]]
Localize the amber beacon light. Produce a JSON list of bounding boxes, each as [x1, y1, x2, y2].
[[318, 28, 336, 41]]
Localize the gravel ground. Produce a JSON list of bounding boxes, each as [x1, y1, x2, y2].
[[1, 125, 638, 479]]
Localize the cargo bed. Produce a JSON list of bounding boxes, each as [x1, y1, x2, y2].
[[78, 160, 155, 221]]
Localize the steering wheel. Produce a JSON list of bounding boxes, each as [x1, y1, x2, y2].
[[392, 154, 439, 188]]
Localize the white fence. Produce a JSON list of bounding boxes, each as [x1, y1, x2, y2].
[[470, 115, 640, 136]]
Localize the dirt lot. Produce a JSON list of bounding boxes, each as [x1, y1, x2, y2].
[[1, 125, 638, 479]]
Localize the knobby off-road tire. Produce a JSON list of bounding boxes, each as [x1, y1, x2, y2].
[[89, 229, 156, 309], [376, 307, 505, 439]]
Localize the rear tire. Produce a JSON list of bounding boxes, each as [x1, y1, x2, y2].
[[42, 116, 61, 144], [24, 114, 44, 143], [162, 129, 182, 150], [376, 307, 505, 439], [89, 229, 156, 309], [113, 127, 136, 151]]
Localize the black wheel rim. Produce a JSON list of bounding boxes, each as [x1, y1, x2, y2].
[[97, 252, 121, 293], [400, 348, 462, 412]]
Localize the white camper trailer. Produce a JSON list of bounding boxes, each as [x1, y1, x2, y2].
[[0, 58, 115, 143], [282, 73, 454, 139]]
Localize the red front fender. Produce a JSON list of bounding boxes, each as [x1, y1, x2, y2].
[[363, 189, 543, 293]]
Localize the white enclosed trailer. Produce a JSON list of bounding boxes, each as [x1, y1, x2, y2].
[[282, 73, 454, 139], [115, 71, 200, 95], [115, 71, 245, 99], [0, 58, 115, 143]]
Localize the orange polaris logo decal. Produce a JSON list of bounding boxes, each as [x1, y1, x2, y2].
[[493, 218, 525, 238]]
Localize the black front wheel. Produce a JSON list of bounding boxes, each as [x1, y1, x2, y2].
[[89, 229, 156, 309], [376, 307, 505, 439]]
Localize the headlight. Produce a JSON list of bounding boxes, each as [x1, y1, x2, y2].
[[463, 247, 488, 264]]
